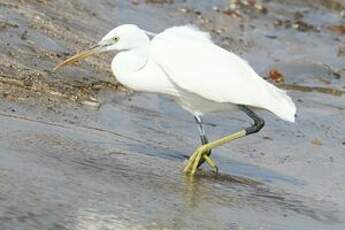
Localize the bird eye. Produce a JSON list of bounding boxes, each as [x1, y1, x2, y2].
[[113, 36, 119, 42]]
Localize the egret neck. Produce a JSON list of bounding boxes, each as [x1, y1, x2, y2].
[[112, 44, 150, 82]]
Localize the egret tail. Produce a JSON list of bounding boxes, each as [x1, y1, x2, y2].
[[262, 82, 296, 123]]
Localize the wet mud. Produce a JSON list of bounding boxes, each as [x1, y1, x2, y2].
[[1, 0, 345, 229]]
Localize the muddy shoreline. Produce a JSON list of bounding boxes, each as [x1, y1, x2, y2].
[[1, 0, 345, 229]]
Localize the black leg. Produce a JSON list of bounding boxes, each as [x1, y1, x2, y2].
[[238, 105, 265, 135], [194, 114, 209, 145], [194, 114, 212, 168], [185, 106, 265, 175]]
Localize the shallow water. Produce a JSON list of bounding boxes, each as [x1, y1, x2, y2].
[[0, 91, 344, 230], [1, 0, 345, 229]]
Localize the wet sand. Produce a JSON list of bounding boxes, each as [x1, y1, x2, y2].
[[0, 0, 345, 229]]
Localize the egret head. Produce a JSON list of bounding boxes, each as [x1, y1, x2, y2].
[[100, 24, 150, 51], [54, 24, 151, 70]]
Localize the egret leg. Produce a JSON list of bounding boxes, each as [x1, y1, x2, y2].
[[183, 105, 265, 176], [194, 114, 209, 146], [193, 114, 217, 173]]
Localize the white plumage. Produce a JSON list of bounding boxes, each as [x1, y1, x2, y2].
[[111, 25, 296, 122]]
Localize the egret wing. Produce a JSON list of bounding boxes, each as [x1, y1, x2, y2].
[[153, 25, 213, 44], [150, 30, 295, 122]]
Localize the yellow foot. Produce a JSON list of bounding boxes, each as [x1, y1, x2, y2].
[[183, 146, 218, 176]]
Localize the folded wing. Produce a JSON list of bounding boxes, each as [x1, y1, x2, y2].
[[150, 26, 296, 122]]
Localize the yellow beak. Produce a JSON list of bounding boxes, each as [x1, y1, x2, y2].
[[53, 45, 100, 71]]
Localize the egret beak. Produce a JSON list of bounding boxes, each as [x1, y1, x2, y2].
[[53, 44, 101, 71]]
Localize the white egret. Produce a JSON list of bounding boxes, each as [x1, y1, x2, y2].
[[54, 24, 296, 176]]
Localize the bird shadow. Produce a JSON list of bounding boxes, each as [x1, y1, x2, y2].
[[182, 170, 342, 225]]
